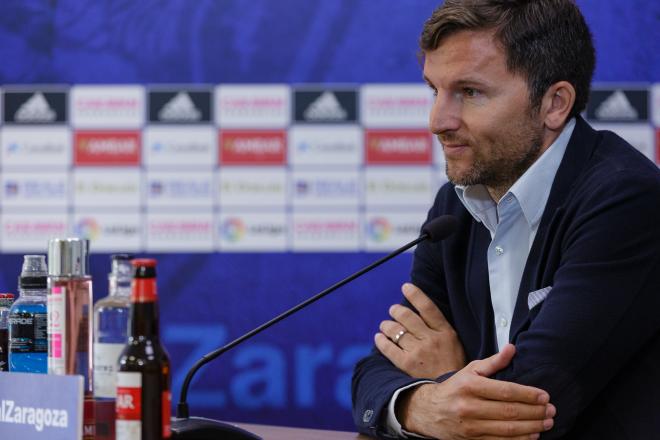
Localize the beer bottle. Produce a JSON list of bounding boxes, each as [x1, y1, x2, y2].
[[116, 259, 171, 440]]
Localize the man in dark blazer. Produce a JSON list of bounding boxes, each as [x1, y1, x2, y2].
[[352, 1, 660, 439]]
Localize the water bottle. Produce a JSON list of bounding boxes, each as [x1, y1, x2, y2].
[[0, 293, 15, 371], [93, 254, 133, 399], [9, 255, 48, 373]]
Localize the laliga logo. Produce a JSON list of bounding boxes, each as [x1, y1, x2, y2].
[[222, 218, 246, 242], [74, 218, 101, 241], [368, 217, 392, 242]]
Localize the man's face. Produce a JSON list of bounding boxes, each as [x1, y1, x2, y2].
[[424, 30, 545, 195]]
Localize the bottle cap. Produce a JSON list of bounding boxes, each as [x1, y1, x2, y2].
[[110, 254, 134, 281], [131, 259, 158, 302], [18, 254, 48, 289], [132, 258, 157, 278], [48, 238, 90, 277], [0, 293, 14, 307]]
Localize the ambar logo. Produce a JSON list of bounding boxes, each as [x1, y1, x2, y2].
[[365, 130, 432, 164], [220, 131, 286, 165], [75, 131, 141, 166]]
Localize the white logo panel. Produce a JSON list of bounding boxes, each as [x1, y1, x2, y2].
[[361, 84, 433, 128], [365, 167, 434, 207], [71, 86, 145, 128], [72, 211, 141, 252], [364, 211, 427, 252], [146, 171, 213, 208], [1, 171, 69, 208], [145, 211, 214, 252], [292, 211, 360, 252], [143, 126, 216, 167], [592, 123, 655, 162], [217, 167, 287, 208], [291, 170, 361, 208], [73, 168, 142, 208], [1, 212, 69, 252], [1, 126, 71, 168], [217, 211, 287, 251], [216, 85, 290, 128], [288, 125, 363, 166], [652, 84, 660, 127]]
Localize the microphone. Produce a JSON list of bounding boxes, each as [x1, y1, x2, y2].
[[171, 215, 458, 440]]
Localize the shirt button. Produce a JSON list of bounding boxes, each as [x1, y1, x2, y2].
[[499, 316, 508, 327], [495, 246, 504, 255]]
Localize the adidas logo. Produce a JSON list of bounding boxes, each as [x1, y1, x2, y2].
[[158, 92, 201, 122], [595, 90, 638, 120], [303, 92, 347, 121], [14, 92, 57, 122]]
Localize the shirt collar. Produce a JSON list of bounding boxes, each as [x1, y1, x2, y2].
[[455, 118, 576, 228]]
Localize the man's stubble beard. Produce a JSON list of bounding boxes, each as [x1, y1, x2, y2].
[[443, 114, 545, 195]]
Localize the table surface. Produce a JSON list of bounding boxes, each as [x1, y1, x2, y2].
[[234, 422, 372, 440]]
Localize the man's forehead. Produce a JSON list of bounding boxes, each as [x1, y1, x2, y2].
[[422, 30, 507, 83]]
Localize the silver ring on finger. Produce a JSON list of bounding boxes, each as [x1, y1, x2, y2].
[[392, 329, 407, 346]]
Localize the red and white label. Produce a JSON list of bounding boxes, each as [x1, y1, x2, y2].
[[365, 130, 432, 164], [116, 372, 142, 440], [219, 130, 286, 165], [75, 131, 141, 166]]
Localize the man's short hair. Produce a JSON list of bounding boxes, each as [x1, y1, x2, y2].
[[421, 0, 596, 119]]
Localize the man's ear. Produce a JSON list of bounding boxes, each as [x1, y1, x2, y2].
[[541, 81, 576, 130]]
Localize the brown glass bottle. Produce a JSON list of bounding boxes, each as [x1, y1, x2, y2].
[[116, 259, 171, 440]]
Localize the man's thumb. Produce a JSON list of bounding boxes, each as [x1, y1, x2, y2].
[[472, 343, 515, 377]]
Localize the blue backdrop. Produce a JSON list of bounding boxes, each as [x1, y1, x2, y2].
[[0, 0, 658, 431]]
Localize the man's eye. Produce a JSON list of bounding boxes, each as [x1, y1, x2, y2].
[[463, 88, 480, 98]]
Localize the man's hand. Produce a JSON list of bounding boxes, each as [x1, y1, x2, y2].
[[398, 344, 555, 439], [375, 283, 466, 378]]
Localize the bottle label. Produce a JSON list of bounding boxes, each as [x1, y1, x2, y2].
[[116, 371, 142, 440], [47, 286, 66, 374], [162, 390, 172, 438], [9, 312, 47, 353], [93, 342, 125, 398]]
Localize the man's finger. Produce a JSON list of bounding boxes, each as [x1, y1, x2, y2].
[[455, 399, 554, 421], [379, 320, 415, 349], [468, 418, 553, 438], [471, 343, 516, 377], [402, 283, 451, 331], [469, 375, 550, 405], [389, 303, 430, 336], [374, 332, 408, 367]]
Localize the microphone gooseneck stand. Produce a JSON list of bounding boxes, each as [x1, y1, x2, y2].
[[171, 215, 458, 440]]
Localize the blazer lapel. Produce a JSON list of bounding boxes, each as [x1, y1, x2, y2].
[[509, 117, 600, 341]]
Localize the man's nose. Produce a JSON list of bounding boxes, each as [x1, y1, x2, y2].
[[429, 92, 461, 134]]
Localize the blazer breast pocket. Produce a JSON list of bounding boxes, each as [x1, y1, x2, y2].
[[528, 286, 552, 311]]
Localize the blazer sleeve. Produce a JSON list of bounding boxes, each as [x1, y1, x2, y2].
[[351, 187, 456, 439], [493, 170, 660, 438]]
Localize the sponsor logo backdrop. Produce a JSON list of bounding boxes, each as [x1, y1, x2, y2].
[[0, 0, 658, 432]]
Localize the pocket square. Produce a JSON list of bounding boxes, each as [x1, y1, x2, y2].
[[528, 286, 552, 310]]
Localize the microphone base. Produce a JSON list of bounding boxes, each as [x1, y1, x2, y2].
[[171, 416, 261, 440]]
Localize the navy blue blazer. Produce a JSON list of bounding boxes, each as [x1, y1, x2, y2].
[[352, 117, 660, 439]]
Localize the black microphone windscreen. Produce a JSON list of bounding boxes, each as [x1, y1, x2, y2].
[[421, 215, 458, 242]]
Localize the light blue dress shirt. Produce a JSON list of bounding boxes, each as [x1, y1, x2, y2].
[[454, 118, 576, 350]]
